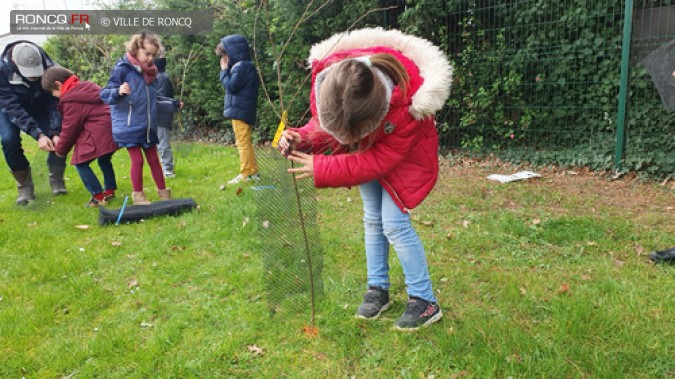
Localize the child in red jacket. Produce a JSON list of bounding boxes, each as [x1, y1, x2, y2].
[[42, 66, 118, 207], [279, 28, 452, 331]]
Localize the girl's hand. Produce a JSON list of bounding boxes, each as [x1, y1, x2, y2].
[[278, 130, 301, 157], [177, 101, 184, 110], [220, 56, 229, 70], [37, 134, 54, 152], [119, 82, 131, 96], [287, 151, 314, 180]]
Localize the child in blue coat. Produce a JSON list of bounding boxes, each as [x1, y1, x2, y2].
[[100, 32, 181, 205]]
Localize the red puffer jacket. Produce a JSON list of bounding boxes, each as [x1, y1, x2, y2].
[[56, 78, 118, 165], [293, 28, 452, 212]]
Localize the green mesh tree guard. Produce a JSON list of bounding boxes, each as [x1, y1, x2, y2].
[[253, 147, 324, 326]]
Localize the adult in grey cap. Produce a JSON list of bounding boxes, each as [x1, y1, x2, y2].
[[0, 40, 66, 205]]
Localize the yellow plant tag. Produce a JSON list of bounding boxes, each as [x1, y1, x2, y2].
[[271, 111, 288, 148]]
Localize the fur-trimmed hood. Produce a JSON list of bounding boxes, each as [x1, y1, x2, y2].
[[308, 27, 452, 120]]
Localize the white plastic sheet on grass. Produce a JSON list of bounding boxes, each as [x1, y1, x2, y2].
[[487, 171, 541, 183]]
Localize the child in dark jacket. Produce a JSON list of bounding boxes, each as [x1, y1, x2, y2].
[[100, 32, 181, 205], [41, 66, 118, 207], [153, 57, 176, 178], [215, 35, 260, 184]]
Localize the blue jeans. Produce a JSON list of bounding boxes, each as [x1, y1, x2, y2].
[[157, 126, 174, 173], [0, 110, 65, 171], [358, 180, 437, 303], [75, 152, 117, 196]]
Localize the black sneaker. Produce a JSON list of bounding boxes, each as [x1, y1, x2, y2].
[[355, 286, 391, 319], [393, 297, 443, 331]]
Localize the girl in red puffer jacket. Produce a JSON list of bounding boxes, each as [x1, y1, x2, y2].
[[279, 28, 452, 331]]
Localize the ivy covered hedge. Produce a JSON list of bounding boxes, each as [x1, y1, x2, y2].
[[42, 0, 673, 179], [395, 0, 673, 179]]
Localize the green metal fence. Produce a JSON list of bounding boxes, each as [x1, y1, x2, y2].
[[427, 0, 674, 178]]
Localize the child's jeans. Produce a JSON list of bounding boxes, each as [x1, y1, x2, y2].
[[157, 126, 174, 174], [358, 180, 437, 303], [75, 152, 117, 196]]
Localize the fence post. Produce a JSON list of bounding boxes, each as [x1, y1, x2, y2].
[[615, 0, 634, 171]]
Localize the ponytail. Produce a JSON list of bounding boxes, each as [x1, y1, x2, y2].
[[370, 53, 409, 96]]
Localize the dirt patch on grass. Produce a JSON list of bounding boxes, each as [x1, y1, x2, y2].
[[435, 156, 674, 217]]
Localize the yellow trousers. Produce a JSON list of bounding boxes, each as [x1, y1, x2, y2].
[[232, 119, 258, 176]]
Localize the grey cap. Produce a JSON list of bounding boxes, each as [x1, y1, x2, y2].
[[13, 43, 44, 78]]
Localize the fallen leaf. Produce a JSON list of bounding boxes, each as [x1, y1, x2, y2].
[[440, 277, 449, 283], [462, 220, 471, 228], [262, 220, 270, 229], [613, 258, 626, 268], [247, 344, 264, 356], [446, 233, 453, 240], [128, 278, 139, 289], [242, 217, 250, 227], [75, 224, 90, 230], [111, 241, 122, 247], [481, 188, 490, 199], [171, 246, 185, 251], [312, 352, 327, 360], [634, 244, 645, 256], [449, 371, 470, 379], [235, 187, 244, 196], [140, 321, 153, 328], [219, 184, 226, 190], [509, 353, 523, 363], [557, 283, 570, 294], [28, 221, 37, 227], [303, 325, 319, 337], [519, 287, 527, 296], [532, 218, 541, 225]]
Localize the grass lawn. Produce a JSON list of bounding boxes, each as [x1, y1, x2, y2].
[[0, 138, 673, 378]]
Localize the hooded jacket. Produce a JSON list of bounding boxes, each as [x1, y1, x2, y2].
[[294, 28, 453, 212], [55, 79, 118, 165], [219, 35, 259, 126], [100, 54, 176, 147], [153, 57, 175, 129], [0, 40, 60, 139]]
